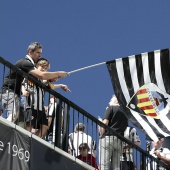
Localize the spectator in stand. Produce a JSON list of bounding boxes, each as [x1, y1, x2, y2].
[[46, 88, 70, 132], [46, 95, 68, 144], [22, 58, 50, 138], [1, 42, 69, 123], [100, 95, 128, 170], [147, 138, 170, 169], [22, 58, 70, 139], [69, 123, 96, 157], [120, 126, 141, 170], [77, 143, 99, 170], [45, 96, 58, 143]]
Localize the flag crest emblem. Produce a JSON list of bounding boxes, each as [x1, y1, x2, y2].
[[127, 83, 170, 120]]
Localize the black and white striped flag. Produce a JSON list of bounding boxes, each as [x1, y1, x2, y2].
[[106, 49, 170, 141]]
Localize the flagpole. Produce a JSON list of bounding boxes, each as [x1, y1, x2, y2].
[[68, 62, 106, 74]]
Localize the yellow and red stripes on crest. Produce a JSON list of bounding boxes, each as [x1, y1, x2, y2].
[[136, 86, 159, 119]]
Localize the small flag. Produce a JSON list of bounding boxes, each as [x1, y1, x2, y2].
[[106, 49, 170, 141]]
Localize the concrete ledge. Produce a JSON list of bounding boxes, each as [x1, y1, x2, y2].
[[0, 117, 95, 170]]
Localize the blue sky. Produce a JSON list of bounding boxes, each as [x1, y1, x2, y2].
[[1, 1, 170, 150]]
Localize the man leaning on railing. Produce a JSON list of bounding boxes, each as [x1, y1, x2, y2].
[[0, 42, 69, 123]]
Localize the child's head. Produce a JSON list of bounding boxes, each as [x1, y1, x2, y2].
[[36, 58, 50, 71], [74, 123, 86, 133], [152, 138, 164, 149], [79, 143, 89, 157]]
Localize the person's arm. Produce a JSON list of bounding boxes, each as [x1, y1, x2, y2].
[[93, 150, 97, 158], [100, 119, 109, 138], [91, 140, 97, 157], [154, 151, 170, 165], [161, 156, 170, 165], [100, 106, 111, 138], [53, 84, 71, 92], [134, 141, 141, 146], [29, 69, 69, 80], [42, 80, 71, 92], [21, 84, 30, 97], [123, 141, 141, 150]]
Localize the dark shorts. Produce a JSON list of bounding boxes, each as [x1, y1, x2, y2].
[[26, 108, 48, 128], [121, 161, 135, 170]]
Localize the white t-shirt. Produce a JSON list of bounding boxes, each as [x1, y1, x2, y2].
[[69, 131, 96, 157], [147, 147, 170, 170]]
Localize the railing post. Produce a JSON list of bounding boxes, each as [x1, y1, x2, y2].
[[61, 103, 70, 152], [54, 99, 62, 148], [141, 153, 146, 170]]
